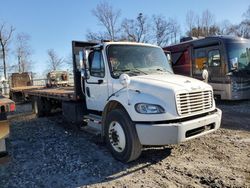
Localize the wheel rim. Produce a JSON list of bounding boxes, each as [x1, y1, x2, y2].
[[108, 121, 126, 153]]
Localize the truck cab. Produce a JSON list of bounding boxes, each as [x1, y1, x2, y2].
[[72, 41, 222, 162]]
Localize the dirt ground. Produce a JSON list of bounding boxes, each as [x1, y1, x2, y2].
[[0, 100, 249, 188]]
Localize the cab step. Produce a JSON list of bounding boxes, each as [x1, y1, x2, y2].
[[82, 114, 102, 135], [84, 114, 102, 124]]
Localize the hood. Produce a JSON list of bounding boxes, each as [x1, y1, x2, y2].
[[129, 73, 212, 93], [110, 73, 214, 121]]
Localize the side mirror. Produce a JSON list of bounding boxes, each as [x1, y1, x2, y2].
[[119, 73, 131, 87], [202, 69, 209, 82], [164, 51, 172, 64], [167, 54, 172, 64], [81, 68, 90, 79], [229, 57, 238, 70]]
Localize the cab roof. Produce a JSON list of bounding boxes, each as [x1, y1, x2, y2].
[[100, 41, 161, 49]]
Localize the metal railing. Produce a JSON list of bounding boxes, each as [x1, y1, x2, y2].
[[32, 78, 47, 86]]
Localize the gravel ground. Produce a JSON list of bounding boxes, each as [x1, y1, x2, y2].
[[0, 100, 249, 188]]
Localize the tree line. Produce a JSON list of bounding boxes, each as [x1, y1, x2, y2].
[[86, 2, 182, 47], [87, 2, 250, 44], [1, 2, 250, 80], [0, 23, 64, 80]]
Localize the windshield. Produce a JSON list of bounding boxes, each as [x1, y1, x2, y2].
[[107, 44, 173, 78], [226, 42, 250, 71]]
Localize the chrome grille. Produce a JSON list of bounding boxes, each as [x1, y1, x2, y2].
[[176, 90, 213, 116]]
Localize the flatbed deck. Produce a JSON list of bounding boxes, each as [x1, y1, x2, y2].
[[25, 87, 76, 101], [10, 86, 45, 92]]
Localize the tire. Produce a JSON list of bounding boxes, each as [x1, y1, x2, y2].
[[36, 98, 45, 117], [0, 112, 7, 120], [32, 97, 48, 117], [105, 108, 142, 163], [43, 98, 52, 116]]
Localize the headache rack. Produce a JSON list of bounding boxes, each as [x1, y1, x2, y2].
[[176, 90, 213, 116]]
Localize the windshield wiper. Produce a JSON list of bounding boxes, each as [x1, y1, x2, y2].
[[113, 68, 147, 75], [154, 68, 172, 74], [133, 68, 147, 75]]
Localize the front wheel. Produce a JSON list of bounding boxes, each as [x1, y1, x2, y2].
[[105, 108, 142, 163]]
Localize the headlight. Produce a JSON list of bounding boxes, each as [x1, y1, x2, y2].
[[135, 103, 165, 114]]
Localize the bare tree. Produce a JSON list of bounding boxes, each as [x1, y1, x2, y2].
[[86, 30, 107, 42], [15, 33, 33, 72], [91, 1, 121, 41], [186, 10, 195, 37], [243, 5, 250, 19], [64, 53, 74, 71], [121, 13, 149, 43], [235, 21, 250, 39], [194, 14, 202, 37], [47, 49, 64, 71], [186, 10, 217, 37], [218, 20, 233, 35], [169, 18, 181, 44], [121, 18, 137, 41], [222, 6, 250, 39], [201, 9, 215, 36], [0, 23, 15, 79], [152, 15, 172, 46], [136, 13, 147, 42], [240, 5, 250, 38]]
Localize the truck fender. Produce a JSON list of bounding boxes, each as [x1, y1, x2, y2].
[[101, 100, 129, 137], [102, 90, 169, 136]]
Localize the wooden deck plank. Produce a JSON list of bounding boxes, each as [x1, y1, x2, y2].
[[24, 87, 77, 101], [10, 86, 45, 92]]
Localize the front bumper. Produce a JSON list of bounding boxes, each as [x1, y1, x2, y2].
[[135, 108, 222, 145]]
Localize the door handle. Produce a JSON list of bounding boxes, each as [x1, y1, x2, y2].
[[98, 80, 103, 84], [86, 87, 90, 97], [86, 80, 104, 84]]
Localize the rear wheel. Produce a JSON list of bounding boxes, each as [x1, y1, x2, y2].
[[0, 112, 7, 120], [32, 97, 51, 117], [105, 108, 142, 163]]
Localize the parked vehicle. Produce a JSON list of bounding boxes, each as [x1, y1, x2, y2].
[[0, 95, 15, 120], [46, 70, 69, 87], [164, 36, 250, 100], [0, 95, 15, 156], [25, 41, 222, 162], [9, 72, 45, 102]]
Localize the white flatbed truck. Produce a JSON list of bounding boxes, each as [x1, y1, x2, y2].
[[26, 41, 222, 162]]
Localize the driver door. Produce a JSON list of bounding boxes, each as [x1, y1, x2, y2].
[[85, 50, 109, 111], [206, 48, 224, 83]]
